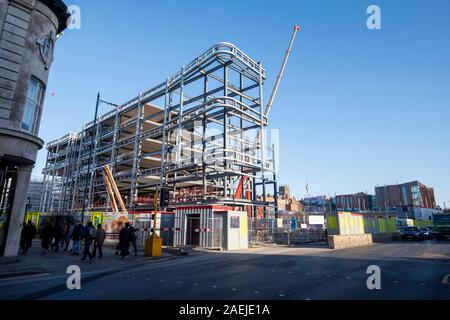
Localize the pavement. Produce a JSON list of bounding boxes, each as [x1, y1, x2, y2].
[[1, 239, 450, 300]]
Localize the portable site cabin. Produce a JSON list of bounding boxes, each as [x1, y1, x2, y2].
[[174, 206, 248, 251]]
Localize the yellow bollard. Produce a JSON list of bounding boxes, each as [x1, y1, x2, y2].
[[145, 233, 162, 257]]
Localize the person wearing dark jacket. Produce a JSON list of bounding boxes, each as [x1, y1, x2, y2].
[[119, 223, 131, 259], [61, 221, 72, 252], [53, 222, 62, 252], [129, 224, 138, 256], [93, 224, 106, 258], [20, 220, 37, 255], [71, 221, 84, 256], [81, 221, 96, 262], [41, 222, 55, 255], [115, 222, 123, 255]]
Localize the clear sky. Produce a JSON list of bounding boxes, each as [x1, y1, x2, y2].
[[35, 0, 450, 207]]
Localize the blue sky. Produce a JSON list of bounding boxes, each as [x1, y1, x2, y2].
[[36, 0, 450, 206]]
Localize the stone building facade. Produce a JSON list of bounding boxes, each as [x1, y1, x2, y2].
[[0, 0, 68, 256]]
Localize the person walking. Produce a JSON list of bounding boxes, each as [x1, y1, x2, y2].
[[62, 221, 73, 252], [53, 221, 62, 252], [81, 221, 96, 262], [93, 224, 106, 258], [71, 221, 84, 256], [20, 220, 37, 255], [129, 223, 138, 256], [40, 222, 54, 255], [119, 223, 131, 260], [115, 221, 123, 255]]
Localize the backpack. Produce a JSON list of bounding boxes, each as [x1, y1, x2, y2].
[[88, 226, 96, 239], [129, 226, 138, 241]]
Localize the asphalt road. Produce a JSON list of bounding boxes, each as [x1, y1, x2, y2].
[[1, 240, 449, 300]]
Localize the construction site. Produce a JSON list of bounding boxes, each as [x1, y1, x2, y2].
[[37, 29, 301, 249]]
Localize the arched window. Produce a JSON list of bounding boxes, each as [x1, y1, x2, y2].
[[39, 35, 54, 66]]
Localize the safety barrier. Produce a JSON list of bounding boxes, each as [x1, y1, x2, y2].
[[326, 212, 399, 249], [327, 212, 397, 236], [174, 216, 223, 249], [248, 218, 326, 246]]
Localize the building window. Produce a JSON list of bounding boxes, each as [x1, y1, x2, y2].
[[0, 164, 18, 256], [402, 186, 408, 205], [39, 35, 54, 66], [411, 185, 422, 207], [21, 78, 44, 134]]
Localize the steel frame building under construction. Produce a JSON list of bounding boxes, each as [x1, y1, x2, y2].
[[40, 43, 280, 216]]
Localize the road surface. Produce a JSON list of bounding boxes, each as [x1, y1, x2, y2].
[[1, 240, 449, 300]]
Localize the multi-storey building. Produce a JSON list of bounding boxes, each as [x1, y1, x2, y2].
[[375, 181, 436, 210], [0, 0, 69, 256], [334, 192, 374, 212], [41, 43, 278, 217], [302, 195, 333, 213], [27, 179, 43, 212]]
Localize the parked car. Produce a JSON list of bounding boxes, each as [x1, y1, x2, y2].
[[420, 227, 433, 240], [400, 226, 424, 241]]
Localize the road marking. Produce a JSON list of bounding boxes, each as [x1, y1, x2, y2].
[[177, 281, 182, 284], [212, 285, 217, 288], [394, 280, 400, 284], [346, 276, 351, 279], [232, 288, 237, 291], [254, 291, 259, 295], [0, 273, 51, 282], [278, 293, 285, 297], [194, 283, 199, 286], [442, 274, 450, 284], [160, 279, 164, 282], [420, 283, 427, 287]]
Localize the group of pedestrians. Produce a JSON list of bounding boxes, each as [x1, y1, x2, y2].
[[117, 222, 138, 260], [20, 218, 138, 261]]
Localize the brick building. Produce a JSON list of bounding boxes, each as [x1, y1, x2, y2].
[[334, 192, 374, 212], [375, 181, 436, 210]]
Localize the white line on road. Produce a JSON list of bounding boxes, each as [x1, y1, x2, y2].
[[442, 274, 450, 284], [0, 273, 51, 282], [0, 268, 119, 287]]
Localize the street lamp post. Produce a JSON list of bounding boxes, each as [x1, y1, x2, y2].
[[80, 94, 120, 223], [81, 93, 100, 223]]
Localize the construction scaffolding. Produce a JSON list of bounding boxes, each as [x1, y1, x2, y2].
[[41, 42, 278, 216]]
